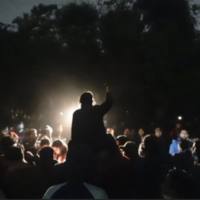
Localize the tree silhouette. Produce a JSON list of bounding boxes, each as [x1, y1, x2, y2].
[[0, 0, 200, 126]]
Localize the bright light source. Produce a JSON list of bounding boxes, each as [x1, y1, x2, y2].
[[66, 107, 77, 125], [178, 116, 182, 120], [60, 112, 63, 116]]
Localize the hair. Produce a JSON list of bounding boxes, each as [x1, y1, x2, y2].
[[122, 141, 138, 160], [155, 127, 162, 132], [116, 135, 129, 146], [0, 134, 15, 153], [143, 134, 159, 156], [52, 140, 68, 155], [40, 138, 50, 147], [39, 147, 54, 160], [80, 91, 93, 105], [4, 146, 24, 161]]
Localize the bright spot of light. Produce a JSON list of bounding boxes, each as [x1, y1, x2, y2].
[[66, 107, 77, 125], [178, 116, 182, 120], [60, 112, 63, 116]]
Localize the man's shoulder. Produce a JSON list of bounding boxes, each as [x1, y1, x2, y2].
[[94, 105, 101, 109], [73, 109, 82, 115], [43, 182, 67, 199]]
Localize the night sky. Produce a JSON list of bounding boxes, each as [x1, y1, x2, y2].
[[0, 0, 97, 24], [0, 0, 199, 28]]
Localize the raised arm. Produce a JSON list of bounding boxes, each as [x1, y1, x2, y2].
[[99, 87, 113, 115]]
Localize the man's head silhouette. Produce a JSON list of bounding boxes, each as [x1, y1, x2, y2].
[[80, 92, 93, 105]]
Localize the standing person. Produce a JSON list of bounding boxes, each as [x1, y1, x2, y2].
[[155, 128, 168, 155], [133, 135, 163, 198], [124, 128, 138, 142], [169, 130, 192, 156], [71, 87, 113, 150]]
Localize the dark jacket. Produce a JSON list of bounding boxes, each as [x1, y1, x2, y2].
[[71, 93, 112, 146], [174, 150, 194, 172]]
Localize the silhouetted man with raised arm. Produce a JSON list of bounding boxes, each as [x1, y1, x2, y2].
[[71, 87, 113, 148]]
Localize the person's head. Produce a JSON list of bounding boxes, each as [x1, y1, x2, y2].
[[179, 139, 190, 152], [124, 128, 131, 136], [179, 130, 189, 139], [25, 129, 37, 140], [141, 134, 159, 157], [23, 129, 36, 140], [162, 169, 197, 199], [52, 139, 68, 156], [38, 147, 54, 162], [40, 138, 51, 148], [116, 135, 129, 146], [80, 91, 94, 106], [176, 123, 182, 129], [155, 127, 162, 138], [0, 134, 15, 153], [103, 134, 121, 157], [30, 129, 37, 138], [120, 141, 138, 160], [4, 146, 24, 163], [45, 125, 53, 137], [138, 128, 145, 137]]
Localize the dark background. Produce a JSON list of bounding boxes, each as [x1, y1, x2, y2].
[[0, 0, 200, 134]]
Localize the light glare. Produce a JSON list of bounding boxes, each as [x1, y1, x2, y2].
[[178, 116, 182, 120]]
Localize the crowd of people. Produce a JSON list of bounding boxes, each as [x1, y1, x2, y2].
[[0, 89, 200, 199]]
